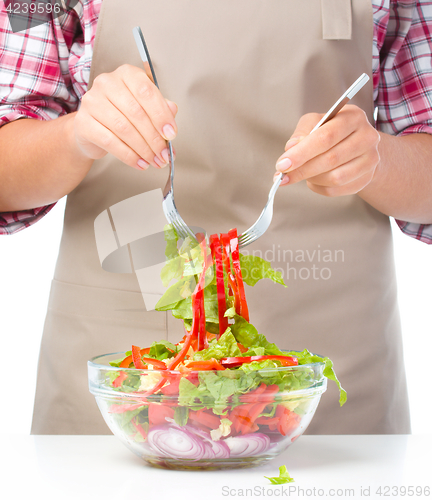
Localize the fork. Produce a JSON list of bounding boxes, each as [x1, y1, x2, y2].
[[237, 72, 370, 248], [133, 27, 196, 242]]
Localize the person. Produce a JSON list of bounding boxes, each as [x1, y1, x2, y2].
[[0, 0, 431, 435]]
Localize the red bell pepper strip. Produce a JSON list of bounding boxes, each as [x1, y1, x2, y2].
[[239, 382, 267, 401], [119, 347, 150, 368], [131, 419, 148, 439], [196, 288, 207, 351], [220, 355, 298, 368], [237, 343, 248, 353], [209, 234, 228, 338], [187, 358, 226, 371], [229, 404, 259, 434], [112, 371, 128, 388], [221, 232, 241, 314], [160, 373, 182, 395], [227, 271, 240, 312], [220, 233, 232, 277], [255, 414, 280, 431], [148, 403, 175, 426], [132, 345, 147, 369], [167, 324, 197, 371], [193, 238, 213, 351], [189, 409, 221, 430], [109, 402, 146, 414], [131, 346, 168, 370], [233, 384, 280, 434], [228, 228, 249, 322], [186, 371, 200, 386], [276, 405, 301, 436], [140, 357, 167, 370]]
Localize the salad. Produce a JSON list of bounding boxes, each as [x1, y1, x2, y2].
[[95, 228, 346, 466]]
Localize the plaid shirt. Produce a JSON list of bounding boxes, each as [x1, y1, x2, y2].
[[1, 0, 432, 243]]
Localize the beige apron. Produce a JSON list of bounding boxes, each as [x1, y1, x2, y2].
[[31, 0, 410, 434]]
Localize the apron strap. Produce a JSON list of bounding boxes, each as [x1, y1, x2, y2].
[[321, 0, 352, 40]]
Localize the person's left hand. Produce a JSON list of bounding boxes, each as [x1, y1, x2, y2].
[[275, 105, 381, 197]]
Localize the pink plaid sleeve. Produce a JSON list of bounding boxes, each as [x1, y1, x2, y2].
[[0, 0, 101, 236], [373, 0, 432, 244], [0, 204, 56, 235], [395, 220, 432, 244], [1, 1, 432, 240]]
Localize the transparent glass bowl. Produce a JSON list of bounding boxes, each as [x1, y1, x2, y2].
[[88, 352, 327, 470]]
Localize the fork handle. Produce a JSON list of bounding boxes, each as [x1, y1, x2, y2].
[[133, 26, 160, 88], [277, 73, 369, 184], [133, 26, 175, 183], [310, 73, 369, 133]]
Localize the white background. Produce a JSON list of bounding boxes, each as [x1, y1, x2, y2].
[[0, 198, 431, 435]]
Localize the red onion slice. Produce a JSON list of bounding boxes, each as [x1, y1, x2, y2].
[[147, 425, 207, 460], [187, 426, 230, 459], [224, 433, 271, 457]]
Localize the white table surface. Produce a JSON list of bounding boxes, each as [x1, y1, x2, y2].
[[3, 434, 431, 500]]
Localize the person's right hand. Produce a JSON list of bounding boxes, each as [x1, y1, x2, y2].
[[73, 64, 178, 171]]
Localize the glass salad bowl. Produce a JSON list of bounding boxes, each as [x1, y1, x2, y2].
[[88, 351, 327, 470]]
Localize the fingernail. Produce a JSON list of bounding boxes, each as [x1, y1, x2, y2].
[[137, 159, 149, 170], [161, 148, 170, 164], [154, 156, 166, 168], [276, 158, 292, 172], [280, 175, 290, 186], [162, 124, 176, 140]]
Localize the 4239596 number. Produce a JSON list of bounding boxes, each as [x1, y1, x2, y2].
[[6, 2, 62, 15], [375, 485, 430, 496]]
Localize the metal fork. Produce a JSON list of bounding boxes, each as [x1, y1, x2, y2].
[[133, 27, 196, 241], [237, 73, 370, 248]]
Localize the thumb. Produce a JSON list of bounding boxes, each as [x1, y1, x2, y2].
[[285, 112, 323, 151]]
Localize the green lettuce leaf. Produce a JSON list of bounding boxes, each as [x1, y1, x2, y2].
[[174, 406, 189, 426], [239, 254, 286, 287], [171, 284, 219, 323], [178, 371, 259, 412], [149, 340, 179, 360], [227, 311, 284, 356], [285, 349, 347, 406], [160, 225, 183, 287], [155, 275, 196, 311], [193, 329, 241, 361]]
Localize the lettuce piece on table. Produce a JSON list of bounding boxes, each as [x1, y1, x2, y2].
[[265, 465, 295, 485]]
